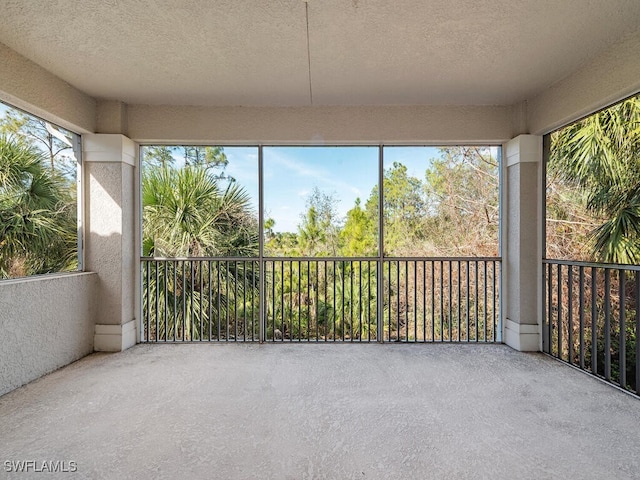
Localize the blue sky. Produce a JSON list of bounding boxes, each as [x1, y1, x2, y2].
[[221, 146, 445, 233]]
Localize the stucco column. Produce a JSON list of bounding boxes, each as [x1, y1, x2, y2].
[[504, 135, 542, 351], [84, 134, 137, 352]]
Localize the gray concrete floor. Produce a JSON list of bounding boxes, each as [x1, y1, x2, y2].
[[1, 344, 639, 480]]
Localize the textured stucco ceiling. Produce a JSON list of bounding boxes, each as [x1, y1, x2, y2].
[[0, 0, 639, 107]]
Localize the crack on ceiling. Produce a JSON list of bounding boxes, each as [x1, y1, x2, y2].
[[305, 2, 313, 105]]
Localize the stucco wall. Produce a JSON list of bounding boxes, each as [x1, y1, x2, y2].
[[127, 104, 517, 144], [0, 42, 95, 134], [84, 159, 136, 328], [527, 30, 640, 135], [0, 272, 97, 396]]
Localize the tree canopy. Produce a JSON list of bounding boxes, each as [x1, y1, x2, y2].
[[548, 95, 640, 264]]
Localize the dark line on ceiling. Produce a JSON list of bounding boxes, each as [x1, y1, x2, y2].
[[305, 2, 313, 105]]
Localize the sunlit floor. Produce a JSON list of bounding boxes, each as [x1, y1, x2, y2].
[[1, 343, 639, 479]]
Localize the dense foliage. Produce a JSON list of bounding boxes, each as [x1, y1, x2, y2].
[[0, 108, 77, 279]]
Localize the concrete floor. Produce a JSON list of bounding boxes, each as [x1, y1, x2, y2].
[[1, 344, 639, 480]]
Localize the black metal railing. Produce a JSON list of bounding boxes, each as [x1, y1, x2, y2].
[[141, 256, 501, 344], [384, 258, 500, 342], [142, 258, 260, 342], [264, 258, 377, 342], [544, 259, 640, 396]]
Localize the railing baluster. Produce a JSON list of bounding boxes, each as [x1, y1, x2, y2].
[[484, 261, 488, 342], [458, 261, 462, 342], [242, 261, 246, 342], [342, 261, 346, 342], [200, 260, 204, 342], [396, 261, 400, 341], [217, 261, 221, 341], [233, 261, 237, 342], [578, 267, 585, 369], [162, 260, 167, 342], [619, 269, 626, 389], [316, 261, 320, 342], [567, 266, 573, 363], [604, 268, 611, 380], [298, 260, 301, 342], [145, 261, 150, 342], [250, 261, 254, 342], [181, 260, 185, 341], [387, 262, 392, 342], [448, 261, 452, 342], [466, 261, 470, 342], [272, 261, 277, 341], [636, 271, 640, 396], [351, 261, 355, 342], [154, 260, 159, 341], [545, 263, 552, 353], [284, 260, 287, 342], [324, 261, 328, 342], [359, 261, 363, 342], [308, 261, 312, 342], [492, 261, 496, 342], [332, 260, 338, 342], [413, 261, 418, 342], [557, 263, 562, 359], [475, 261, 479, 342], [591, 267, 597, 375], [208, 261, 212, 341], [439, 260, 444, 342]]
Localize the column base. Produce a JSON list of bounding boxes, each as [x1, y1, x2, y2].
[[94, 320, 137, 352], [504, 318, 540, 352]]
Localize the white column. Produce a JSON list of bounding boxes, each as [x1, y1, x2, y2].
[[504, 135, 542, 351], [84, 134, 137, 352]]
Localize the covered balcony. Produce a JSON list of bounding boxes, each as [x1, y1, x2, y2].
[[1, 1, 640, 478]]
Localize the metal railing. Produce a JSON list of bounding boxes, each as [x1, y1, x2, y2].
[[141, 256, 501, 344], [544, 259, 640, 396], [265, 258, 378, 342], [384, 258, 500, 342], [142, 258, 260, 342]]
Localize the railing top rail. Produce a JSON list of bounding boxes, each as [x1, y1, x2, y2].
[[383, 256, 501, 262], [141, 256, 502, 262], [544, 258, 640, 271], [141, 256, 260, 262]]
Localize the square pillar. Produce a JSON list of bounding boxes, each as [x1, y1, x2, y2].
[[504, 135, 542, 351], [84, 134, 137, 352]]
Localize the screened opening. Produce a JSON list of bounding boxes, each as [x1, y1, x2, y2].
[[545, 94, 640, 265], [140, 144, 501, 343], [0, 101, 81, 279], [263, 146, 378, 257], [382, 146, 500, 257], [543, 93, 640, 395], [141, 145, 259, 258]]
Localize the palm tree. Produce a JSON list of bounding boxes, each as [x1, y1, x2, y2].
[[549, 96, 640, 264], [141, 163, 259, 340], [0, 134, 77, 278]]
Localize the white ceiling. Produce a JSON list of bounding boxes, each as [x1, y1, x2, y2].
[[0, 0, 639, 107]]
